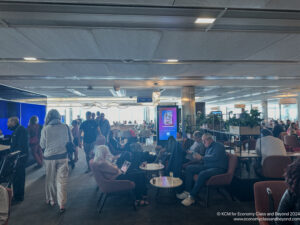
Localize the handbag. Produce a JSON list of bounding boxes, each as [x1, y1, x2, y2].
[[65, 125, 75, 155]]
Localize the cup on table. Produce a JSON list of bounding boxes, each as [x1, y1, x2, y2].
[[169, 172, 173, 178], [152, 174, 156, 184], [158, 160, 162, 166], [159, 170, 163, 177]]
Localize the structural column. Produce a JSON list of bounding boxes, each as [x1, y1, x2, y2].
[[297, 94, 300, 122], [181, 86, 196, 134], [261, 100, 268, 122]]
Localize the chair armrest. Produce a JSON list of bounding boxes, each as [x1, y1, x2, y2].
[[206, 173, 232, 186]]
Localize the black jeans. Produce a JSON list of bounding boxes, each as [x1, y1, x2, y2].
[[13, 157, 27, 200], [117, 170, 147, 200]]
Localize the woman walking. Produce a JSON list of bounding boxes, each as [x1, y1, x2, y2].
[[28, 116, 43, 168], [40, 109, 72, 213]]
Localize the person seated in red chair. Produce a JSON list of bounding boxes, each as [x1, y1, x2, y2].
[[287, 122, 298, 137], [276, 158, 300, 224], [176, 133, 228, 206], [92, 145, 149, 206], [256, 129, 286, 166]]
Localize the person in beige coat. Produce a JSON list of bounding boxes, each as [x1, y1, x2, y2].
[[40, 109, 72, 213]]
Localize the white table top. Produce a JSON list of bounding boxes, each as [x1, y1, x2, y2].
[[286, 152, 300, 157], [139, 163, 164, 171], [0, 144, 10, 152], [150, 176, 183, 189]]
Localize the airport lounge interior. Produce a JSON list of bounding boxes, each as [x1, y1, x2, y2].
[[0, 1, 300, 225]]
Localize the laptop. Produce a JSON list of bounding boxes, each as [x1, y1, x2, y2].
[[120, 160, 131, 174]]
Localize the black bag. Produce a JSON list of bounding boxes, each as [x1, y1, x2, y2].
[[65, 125, 75, 155]]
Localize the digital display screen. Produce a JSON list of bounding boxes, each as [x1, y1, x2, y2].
[[157, 106, 178, 141], [0, 100, 46, 135]]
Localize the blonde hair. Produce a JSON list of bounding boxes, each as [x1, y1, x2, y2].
[[93, 145, 113, 163]]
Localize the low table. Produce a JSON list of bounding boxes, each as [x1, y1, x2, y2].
[[139, 163, 164, 171], [150, 176, 183, 204], [0, 145, 10, 152]]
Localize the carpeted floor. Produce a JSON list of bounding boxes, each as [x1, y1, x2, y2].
[[9, 150, 257, 225]]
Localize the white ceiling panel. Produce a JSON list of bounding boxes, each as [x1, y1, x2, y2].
[[91, 29, 162, 59], [16, 28, 101, 59], [247, 34, 300, 60], [0, 62, 70, 76], [154, 31, 288, 60], [62, 63, 110, 77], [0, 28, 46, 58]]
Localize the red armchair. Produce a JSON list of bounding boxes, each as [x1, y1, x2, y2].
[[284, 135, 300, 152], [194, 153, 238, 207], [89, 160, 136, 214], [254, 181, 287, 225], [262, 156, 292, 179]]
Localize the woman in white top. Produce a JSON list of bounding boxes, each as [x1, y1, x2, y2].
[[40, 109, 72, 213]]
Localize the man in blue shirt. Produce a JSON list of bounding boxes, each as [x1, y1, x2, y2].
[[177, 133, 228, 206]]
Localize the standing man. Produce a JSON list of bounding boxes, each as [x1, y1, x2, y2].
[[95, 111, 101, 123], [177, 133, 228, 206], [99, 113, 110, 141], [0, 117, 28, 203], [80, 112, 99, 173]]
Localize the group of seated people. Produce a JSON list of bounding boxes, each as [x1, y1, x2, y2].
[[91, 130, 229, 207]]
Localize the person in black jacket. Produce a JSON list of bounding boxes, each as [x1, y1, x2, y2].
[[273, 121, 284, 138], [0, 117, 28, 203], [276, 158, 300, 225]]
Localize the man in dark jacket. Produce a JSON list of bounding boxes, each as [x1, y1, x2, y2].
[[99, 113, 111, 140], [0, 117, 28, 203], [273, 121, 284, 138], [176, 133, 228, 206]]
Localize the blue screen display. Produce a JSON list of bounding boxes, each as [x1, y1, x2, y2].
[[0, 100, 46, 135]]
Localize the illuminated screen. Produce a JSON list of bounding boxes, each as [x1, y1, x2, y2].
[[0, 100, 46, 135], [157, 106, 178, 141]]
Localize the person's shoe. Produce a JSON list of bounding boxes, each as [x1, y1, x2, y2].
[[176, 191, 189, 200], [85, 169, 91, 174], [46, 200, 55, 206], [181, 196, 195, 207], [11, 198, 23, 205], [59, 208, 66, 214]]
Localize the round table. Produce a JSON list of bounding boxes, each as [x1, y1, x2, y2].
[[150, 176, 183, 188], [139, 163, 164, 171], [150, 176, 183, 204]]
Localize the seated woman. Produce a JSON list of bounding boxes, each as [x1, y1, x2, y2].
[[93, 145, 149, 206], [276, 158, 300, 225], [287, 122, 298, 136], [166, 136, 184, 177], [155, 136, 176, 165]]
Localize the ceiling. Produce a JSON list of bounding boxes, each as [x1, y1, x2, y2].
[[1, 1, 300, 105]]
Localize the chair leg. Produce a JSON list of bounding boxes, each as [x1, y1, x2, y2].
[[98, 194, 107, 215], [97, 192, 103, 208], [129, 190, 137, 211], [205, 187, 210, 208]]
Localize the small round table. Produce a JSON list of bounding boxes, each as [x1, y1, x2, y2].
[[139, 163, 164, 171], [150, 176, 183, 204]]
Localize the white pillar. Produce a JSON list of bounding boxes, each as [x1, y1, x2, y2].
[[297, 94, 300, 122], [261, 100, 268, 122], [181, 86, 196, 134]]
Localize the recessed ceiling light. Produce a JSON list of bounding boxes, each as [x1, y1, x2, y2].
[[194, 18, 216, 24], [167, 59, 179, 63], [23, 57, 37, 61]]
